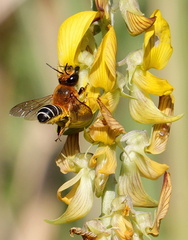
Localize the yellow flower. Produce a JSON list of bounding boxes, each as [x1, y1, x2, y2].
[[143, 9, 173, 70], [118, 130, 169, 207], [85, 99, 125, 196]]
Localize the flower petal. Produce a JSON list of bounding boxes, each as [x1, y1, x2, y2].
[[111, 213, 134, 240], [70, 227, 97, 239], [119, 152, 158, 207], [143, 9, 173, 70], [57, 169, 84, 201], [45, 169, 94, 224], [58, 11, 99, 66], [89, 25, 117, 92], [147, 95, 175, 154], [147, 172, 172, 236], [133, 67, 174, 96], [129, 83, 183, 124], [134, 151, 169, 180], [119, 0, 156, 35]]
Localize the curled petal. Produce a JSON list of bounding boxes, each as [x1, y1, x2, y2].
[[90, 146, 117, 197], [95, 0, 110, 19], [56, 134, 93, 174], [119, 153, 158, 207], [129, 84, 183, 124], [133, 67, 174, 96], [125, 11, 156, 36], [70, 227, 97, 240], [120, 130, 169, 179], [57, 169, 84, 202], [147, 95, 175, 154], [133, 151, 169, 180], [95, 146, 117, 174], [119, 0, 156, 35], [86, 219, 111, 238], [56, 134, 80, 173], [58, 11, 99, 66], [111, 213, 134, 240], [143, 9, 173, 70], [97, 98, 126, 135], [89, 25, 117, 92], [88, 119, 116, 145], [45, 169, 94, 224], [147, 172, 172, 236], [88, 99, 125, 145]]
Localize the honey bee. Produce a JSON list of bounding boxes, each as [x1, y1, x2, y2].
[[9, 64, 93, 139]]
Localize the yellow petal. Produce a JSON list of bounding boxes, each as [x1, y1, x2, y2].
[[58, 11, 99, 66], [147, 172, 172, 236], [60, 181, 80, 205], [134, 151, 169, 180], [119, 152, 158, 207], [147, 95, 175, 154], [57, 169, 84, 201], [45, 169, 94, 224], [95, 145, 117, 175], [143, 9, 173, 70], [88, 119, 116, 145], [129, 83, 183, 124], [89, 25, 117, 92], [133, 67, 174, 96], [111, 213, 134, 240], [100, 89, 121, 113]]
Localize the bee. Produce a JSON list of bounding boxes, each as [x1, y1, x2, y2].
[[9, 64, 93, 139]]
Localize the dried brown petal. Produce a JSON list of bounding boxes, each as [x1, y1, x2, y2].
[[56, 133, 80, 174], [126, 11, 156, 36], [70, 227, 97, 240], [147, 95, 174, 154], [97, 98, 126, 135], [147, 172, 172, 236]]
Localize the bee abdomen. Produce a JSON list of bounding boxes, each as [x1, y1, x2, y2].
[[37, 104, 62, 123]]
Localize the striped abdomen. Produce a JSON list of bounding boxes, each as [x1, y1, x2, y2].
[[37, 104, 62, 123]]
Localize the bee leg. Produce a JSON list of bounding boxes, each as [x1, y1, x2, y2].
[[55, 126, 63, 142], [78, 87, 85, 95]]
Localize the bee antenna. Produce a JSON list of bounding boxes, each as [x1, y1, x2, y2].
[[64, 63, 70, 75], [46, 63, 63, 74]]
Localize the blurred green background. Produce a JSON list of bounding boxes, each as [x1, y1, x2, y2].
[[0, 0, 187, 239]]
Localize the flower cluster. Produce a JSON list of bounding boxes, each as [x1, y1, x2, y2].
[[46, 1, 182, 239]]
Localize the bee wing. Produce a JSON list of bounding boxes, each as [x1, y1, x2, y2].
[[9, 95, 53, 120], [68, 95, 93, 123]]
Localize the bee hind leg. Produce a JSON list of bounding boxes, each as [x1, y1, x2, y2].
[[55, 126, 64, 141]]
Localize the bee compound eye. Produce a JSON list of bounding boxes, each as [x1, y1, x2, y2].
[[66, 74, 79, 86]]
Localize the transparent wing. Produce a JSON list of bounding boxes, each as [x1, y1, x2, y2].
[[9, 95, 53, 120], [68, 95, 93, 123]]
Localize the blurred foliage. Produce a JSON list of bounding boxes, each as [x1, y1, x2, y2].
[[0, 0, 187, 240]]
